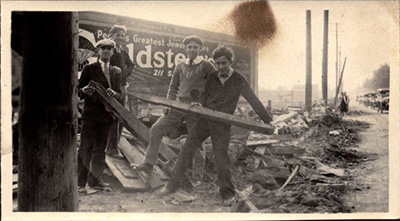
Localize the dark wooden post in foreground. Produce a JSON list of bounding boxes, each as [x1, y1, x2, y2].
[[18, 12, 79, 211]]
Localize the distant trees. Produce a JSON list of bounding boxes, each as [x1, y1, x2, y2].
[[363, 64, 390, 90]]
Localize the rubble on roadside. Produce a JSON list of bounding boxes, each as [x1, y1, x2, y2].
[[93, 101, 373, 212]]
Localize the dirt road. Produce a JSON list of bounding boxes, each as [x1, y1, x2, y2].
[[343, 102, 389, 212]]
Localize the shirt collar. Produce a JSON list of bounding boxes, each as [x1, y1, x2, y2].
[[99, 59, 109, 66], [185, 56, 203, 65], [115, 45, 123, 53], [218, 68, 234, 84]]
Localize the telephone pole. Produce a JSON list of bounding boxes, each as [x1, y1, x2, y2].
[[322, 10, 329, 105], [305, 10, 312, 112]]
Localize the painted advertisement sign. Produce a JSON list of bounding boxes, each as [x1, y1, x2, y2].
[[79, 15, 253, 98]]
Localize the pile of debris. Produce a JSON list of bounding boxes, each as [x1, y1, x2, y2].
[[346, 110, 371, 116], [83, 86, 372, 212], [207, 110, 370, 213]]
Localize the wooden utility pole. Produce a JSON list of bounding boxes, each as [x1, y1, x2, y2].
[[305, 10, 312, 112], [334, 57, 347, 107], [322, 10, 329, 105], [18, 12, 78, 211]]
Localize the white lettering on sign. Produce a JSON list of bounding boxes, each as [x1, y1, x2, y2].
[[133, 34, 165, 47], [166, 49, 174, 69], [153, 51, 165, 68], [132, 45, 187, 69], [136, 45, 152, 68]]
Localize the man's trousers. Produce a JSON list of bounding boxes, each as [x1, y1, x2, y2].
[[166, 118, 235, 199]]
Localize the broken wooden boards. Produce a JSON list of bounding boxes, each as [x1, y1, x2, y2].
[[90, 81, 177, 190], [90, 81, 149, 144], [127, 92, 274, 134], [119, 137, 164, 190]]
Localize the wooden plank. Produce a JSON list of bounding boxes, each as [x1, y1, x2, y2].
[[127, 92, 274, 134], [269, 134, 294, 141], [128, 140, 170, 181], [113, 158, 138, 179], [235, 186, 260, 213], [119, 137, 164, 189], [105, 156, 147, 191], [266, 146, 305, 155], [247, 139, 280, 147], [246, 146, 305, 156], [91, 80, 177, 177], [90, 81, 150, 144]]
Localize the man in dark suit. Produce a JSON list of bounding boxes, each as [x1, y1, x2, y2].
[[106, 24, 135, 159], [77, 39, 123, 194]]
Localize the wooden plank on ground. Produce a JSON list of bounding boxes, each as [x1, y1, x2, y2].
[[128, 92, 274, 134], [269, 134, 294, 141], [113, 158, 138, 179], [247, 146, 305, 156], [127, 140, 170, 181], [265, 146, 305, 155], [105, 156, 147, 191], [247, 139, 280, 147], [119, 137, 164, 189]]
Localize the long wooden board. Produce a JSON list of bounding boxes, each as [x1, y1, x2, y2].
[[91, 80, 178, 165], [119, 137, 164, 189], [90, 81, 149, 144], [105, 156, 147, 191], [127, 92, 274, 134]]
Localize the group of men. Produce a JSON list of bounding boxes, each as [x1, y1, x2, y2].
[[77, 24, 273, 206]]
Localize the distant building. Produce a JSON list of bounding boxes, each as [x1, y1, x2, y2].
[[257, 84, 321, 109]]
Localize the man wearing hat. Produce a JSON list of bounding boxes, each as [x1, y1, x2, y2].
[[77, 39, 123, 194], [106, 24, 135, 159], [136, 35, 216, 188]]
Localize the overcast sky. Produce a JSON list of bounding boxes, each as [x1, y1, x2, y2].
[[4, 0, 398, 95], [96, 1, 396, 95]]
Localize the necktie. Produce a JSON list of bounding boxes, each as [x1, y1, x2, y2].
[[189, 59, 194, 65], [103, 63, 111, 86]]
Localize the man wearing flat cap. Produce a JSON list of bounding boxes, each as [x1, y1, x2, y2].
[[77, 38, 123, 194], [136, 35, 216, 189]]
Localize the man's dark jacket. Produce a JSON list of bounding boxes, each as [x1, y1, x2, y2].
[[78, 61, 122, 123]]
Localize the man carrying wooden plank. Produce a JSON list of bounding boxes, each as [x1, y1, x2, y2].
[[159, 45, 273, 206], [77, 39, 123, 194], [136, 35, 216, 187]]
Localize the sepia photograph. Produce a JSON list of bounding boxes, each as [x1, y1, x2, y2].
[[1, 0, 399, 220]]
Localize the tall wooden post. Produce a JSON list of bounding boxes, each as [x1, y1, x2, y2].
[[322, 10, 329, 105], [18, 12, 78, 211], [267, 100, 272, 113], [305, 10, 312, 112]]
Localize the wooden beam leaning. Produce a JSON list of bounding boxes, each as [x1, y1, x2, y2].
[[127, 92, 275, 134], [90, 81, 150, 144]]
